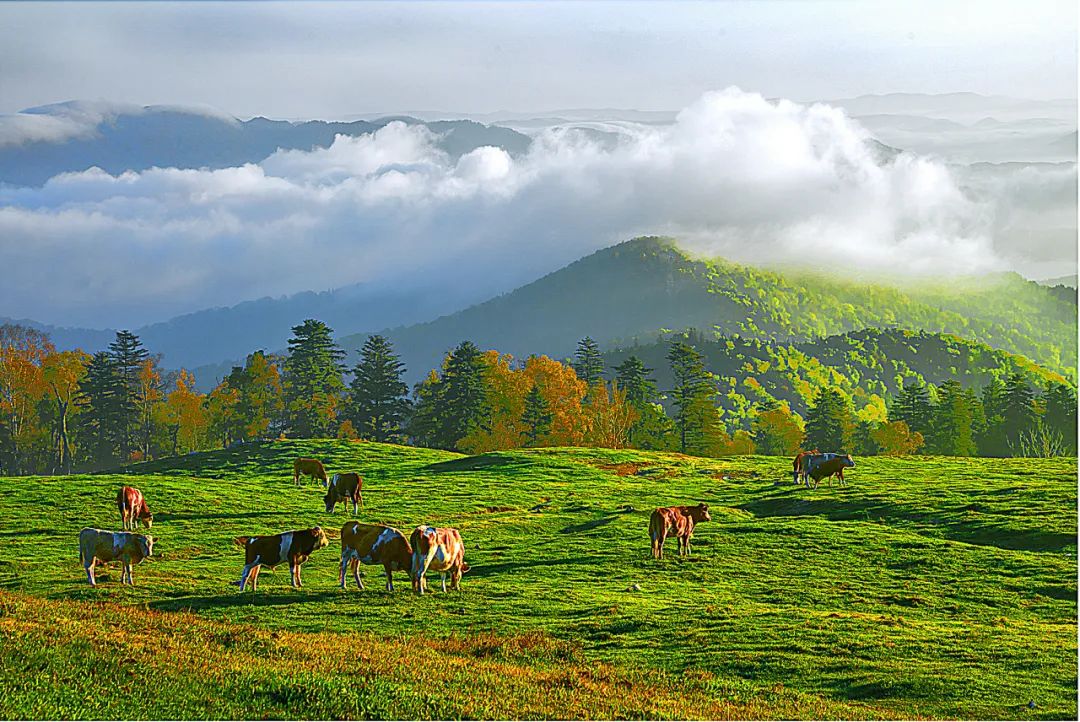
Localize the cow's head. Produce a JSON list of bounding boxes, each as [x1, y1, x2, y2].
[[139, 534, 154, 560], [693, 503, 711, 522], [323, 490, 337, 513], [843, 454, 855, 467], [141, 511, 154, 529], [311, 526, 329, 550]]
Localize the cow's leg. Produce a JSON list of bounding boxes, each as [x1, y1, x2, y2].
[[289, 563, 298, 589], [352, 560, 364, 590], [358, 492, 364, 510], [297, 563, 303, 588], [251, 566, 261, 591], [451, 568, 462, 591], [239, 563, 253, 591], [85, 560, 96, 586], [384, 563, 394, 592], [440, 572, 448, 593], [339, 556, 348, 589]]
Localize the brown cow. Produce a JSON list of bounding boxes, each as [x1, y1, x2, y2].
[[293, 458, 329, 487], [233, 526, 328, 591], [78, 527, 154, 586], [324, 472, 364, 513], [339, 522, 412, 591], [798, 453, 856, 488], [649, 504, 711, 559], [792, 450, 820, 484], [117, 486, 153, 530], [410, 525, 469, 595]]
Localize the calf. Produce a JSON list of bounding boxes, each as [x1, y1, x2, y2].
[[117, 486, 153, 530], [410, 525, 469, 595], [233, 526, 328, 591], [649, 503, 711, 559], [798, 453, 856, 488], [293, 457, 329, 487], [339, 522, 412, 591], [324, 472, 364, 514], [78, 527, 154, 586]]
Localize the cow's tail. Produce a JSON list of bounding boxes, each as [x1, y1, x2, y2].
[[234, 536, 251, 548]]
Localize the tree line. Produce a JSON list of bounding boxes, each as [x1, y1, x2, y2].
[[0, 320, 1075, 475]]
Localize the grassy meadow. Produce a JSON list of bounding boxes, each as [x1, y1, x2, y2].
[[0, 440, 1075, 719]]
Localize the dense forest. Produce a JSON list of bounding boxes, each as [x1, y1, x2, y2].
[[1, 316, 1074, 476]]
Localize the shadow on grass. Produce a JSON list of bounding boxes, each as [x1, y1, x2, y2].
[[0, 528, 56, 538], [423, 454, 518, 473], [149, 589, 341, 612], [157, 511, 291, 523], [560, 516, 617, 535], [468, 557, 586, 578]]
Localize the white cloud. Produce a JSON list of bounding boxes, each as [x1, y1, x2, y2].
[[0, 88, 1041, 327]]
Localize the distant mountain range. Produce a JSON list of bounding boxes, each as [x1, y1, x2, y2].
[[0, 101, 531, 186]]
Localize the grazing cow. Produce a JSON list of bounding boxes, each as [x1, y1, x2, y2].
[[293, 457, 329, 487], [324, 472, 364, 514], [78, 527, 154, 586], [339, 522, 412, 591], [649, 503, 711, 559], [410, 525, 469, 595], [116, 486, 153, 530], [233, 526, 328, 591], [792, 450, 820, 484], [797, 453, 856, 488]]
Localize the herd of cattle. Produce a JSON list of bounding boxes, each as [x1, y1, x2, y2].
[[78, 451, 855, 590]]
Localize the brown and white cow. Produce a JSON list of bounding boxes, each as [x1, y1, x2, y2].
[[324, 472, 364, 514], [339, 522, 412, 591], [649, 503, 711, 559], [233, 526, 329, 591], [117, 486, 153, 530], [410, 525, 469, 595], [293, 457, 329, 487], [78, 527, 154, 586], [797, 453, 856, 488], [792, 450, 820, 484]]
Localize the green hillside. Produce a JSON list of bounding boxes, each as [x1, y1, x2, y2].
[[343, 237, 1077, 383], [0, 440, 1075, 719], [605, 327, 1071, 423]]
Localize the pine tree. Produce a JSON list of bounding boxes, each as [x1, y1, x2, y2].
[[521, 384, 553, 446], [929, 379, 976, 456], [614, 356, 657, 405], [226, 351, 285, 441], [573, 337, 605, 388], [1002, 373, 1038, 455], [978, 376, 1009, 456], [283, 319, 346, 438], [77, 351, 127, 468], [439, 341, 490, 449], [666, 341, 713, 453], [804, 387, 855, 452], [346, 335, 410, 443], [891, 380, 933, 438], [107, 330, 149, 460], [1043, 381, 1078, 455]]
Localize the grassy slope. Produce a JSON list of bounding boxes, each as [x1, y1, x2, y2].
[[0, 440, 1075, 719]]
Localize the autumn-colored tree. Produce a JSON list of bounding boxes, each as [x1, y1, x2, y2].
[[459, 351, 530, 454], [159, 370, 210, 455], [206, 382, 242, 449], [337, 419, 360, 440], [585, 381, 639, 449], [752, 404, 805, 456], [230, 351, 285, 441], [41, 349, 90, 472], [0, 325, 54, 475], [134, 358, 164, 460], [523, 355, 588, 446], [871, 420, 925, 455]]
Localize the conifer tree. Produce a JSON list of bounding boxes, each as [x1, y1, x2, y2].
[[614, 354, 661, 446], [77, 351, 127, 468], [1043, 381, 1078, 455], [573, 337, 605, 388], [521, 384, 553, 446], [891, 380, 933, 439], [929, 379, 976, 456], [978, 376, 1009, 456], [283, 319, 345, 438], [666, 340, 713, 453], [804, 387, 855, 452], [1002, 373, 1037, 454], [346, 335, 410, 443], [107, 330, 149, 459]]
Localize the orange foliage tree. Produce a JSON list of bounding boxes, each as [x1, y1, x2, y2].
[[41, 349, 91, 472], [871, 420, 925, 455], [160, 370, 210, 455], [585, 381, 639, 450], [0, 325, 54, 474]]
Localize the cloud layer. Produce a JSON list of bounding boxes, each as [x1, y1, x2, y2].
[[0, 88, 1054, 328]]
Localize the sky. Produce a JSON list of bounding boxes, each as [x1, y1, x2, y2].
[[0, 1, 1075, 118], [0, 1, 1075, 329]]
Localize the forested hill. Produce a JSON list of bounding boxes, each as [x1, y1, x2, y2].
[[603, 327, 1069, 425], [342, 236, 1077, 384]]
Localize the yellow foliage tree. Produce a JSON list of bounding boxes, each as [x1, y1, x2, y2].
[[872, 420, 925, 455], [585, 381, 639, 450]]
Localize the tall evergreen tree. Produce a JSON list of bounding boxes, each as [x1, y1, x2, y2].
[[1002, 373, 1038, 454], [666, 341, 713, 453], [283, 319, 346, 438], [521, 384, 553, 446], [346, 335, 410, 443], [77, 351, 126, 468], [929, 379, 977, 456], [1043, 381, 1078, 455], [614, 355, 657, 405], [573, 337, 605, 387], [978, 376, 1009, 456], [804, 387, 855, 452], [107, 330, 148, 459], [438, 341, 490, 449], [891, 380, 933, 439]]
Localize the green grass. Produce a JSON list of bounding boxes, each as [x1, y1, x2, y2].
[[0, 440, 1075, 719]]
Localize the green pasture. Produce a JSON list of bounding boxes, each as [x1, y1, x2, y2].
[[0, 440, 1075, 719]]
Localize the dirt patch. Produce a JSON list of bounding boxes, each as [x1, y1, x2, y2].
[[598, 462, 650, 477]]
